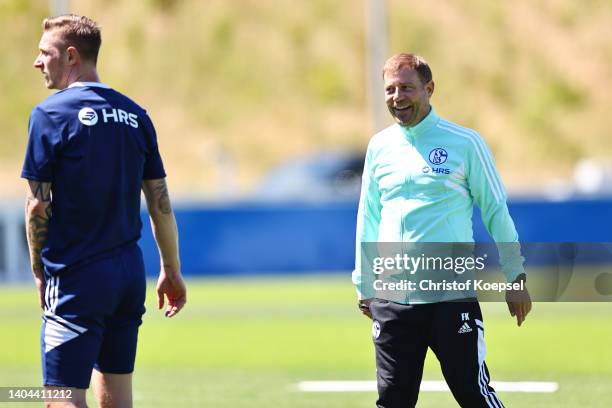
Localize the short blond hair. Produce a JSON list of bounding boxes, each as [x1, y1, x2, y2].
[[43, 14, 101, 64], [383, 53, 432, 85]]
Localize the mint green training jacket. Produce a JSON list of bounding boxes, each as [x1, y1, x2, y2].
[[353, 108, 524, 303]]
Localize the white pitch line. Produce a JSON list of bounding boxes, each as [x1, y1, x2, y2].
[[297, 380, 559, 393]]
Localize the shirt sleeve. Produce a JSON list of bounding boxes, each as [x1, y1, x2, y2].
[[141, 113, 167, 180], [21, 107, 61, 182], [465, 132, 525, 282], [352, 144, 383, 299]]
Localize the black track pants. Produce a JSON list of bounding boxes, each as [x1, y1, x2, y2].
[[370, 299, 504, 408]]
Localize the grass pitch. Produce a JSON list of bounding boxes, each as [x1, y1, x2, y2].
[[1, 276, 611, 407]]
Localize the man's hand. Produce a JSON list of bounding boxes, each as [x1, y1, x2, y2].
[[156, 266, 186, 318], [358, 298, 374, 320], [505, 274, 532, 327]]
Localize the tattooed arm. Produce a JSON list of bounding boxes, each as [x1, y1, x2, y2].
[[24, 180, 52, 309], [142, 178, 186, 317], [142, 178, 179, 269]]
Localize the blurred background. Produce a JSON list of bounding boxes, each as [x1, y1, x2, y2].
[[1, 1, 611, 407], [2, 0, 612, 198]]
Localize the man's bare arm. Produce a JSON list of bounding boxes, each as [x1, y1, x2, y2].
[[142, 178, 186, 317], [25, 181, 52, 277], [143, 178, 179, 269], [24, 180, 52, 309]]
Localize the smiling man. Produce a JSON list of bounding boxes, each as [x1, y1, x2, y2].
[[353, 53, 532, 407], [23, 14, 186, 408]]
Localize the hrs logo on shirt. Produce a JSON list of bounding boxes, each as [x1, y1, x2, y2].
[[78, 107, 138, 128], [422, 166, 451, 175]]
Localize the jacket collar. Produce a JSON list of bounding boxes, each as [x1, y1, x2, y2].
[[399, 106, 439, 138], [68, 81, 110, 89]]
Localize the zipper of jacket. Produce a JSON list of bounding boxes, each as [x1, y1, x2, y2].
[[403, 129, 418, 304], [400, 130, 415, 243]]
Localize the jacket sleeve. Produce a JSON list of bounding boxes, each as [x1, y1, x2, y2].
[[465, 132, 525, 282], [352, 144, 382, 299]]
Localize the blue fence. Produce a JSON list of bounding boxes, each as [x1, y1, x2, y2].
[[139, 199, 612, 276]]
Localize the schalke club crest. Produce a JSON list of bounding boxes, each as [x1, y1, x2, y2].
[[428, 148, 448, 165]]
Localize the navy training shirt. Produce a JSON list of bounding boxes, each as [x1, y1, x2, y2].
[[22, 82, 166, 274]]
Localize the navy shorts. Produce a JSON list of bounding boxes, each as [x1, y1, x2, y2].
[[41, 243, 146, 389]]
